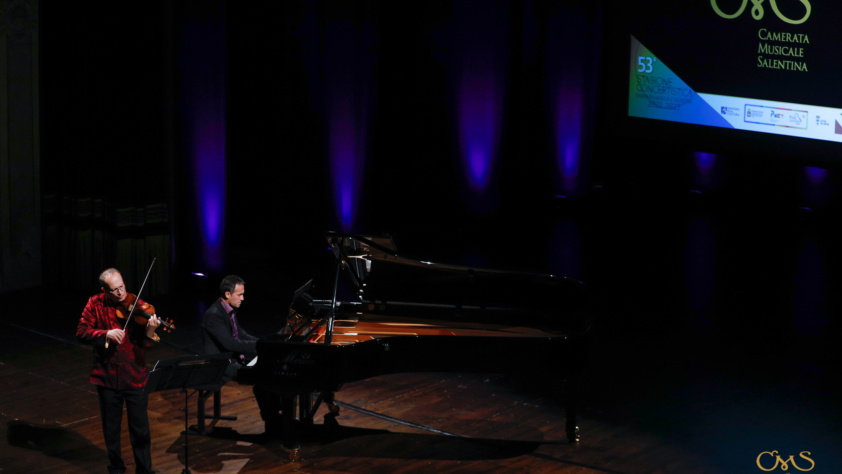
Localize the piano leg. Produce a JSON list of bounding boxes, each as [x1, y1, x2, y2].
[[565, 375, 581, 443], [275, 390, 345, 461], [326, 391, 340, 415], [299, 392, 314, 431], [281, 396, 297, 450]]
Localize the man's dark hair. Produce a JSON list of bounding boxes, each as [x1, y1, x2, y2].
[[220, 275, 245, 298]]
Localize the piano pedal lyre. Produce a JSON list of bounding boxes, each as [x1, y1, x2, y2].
[[568, 425, 580, 443], [288, 445, 303, 462]]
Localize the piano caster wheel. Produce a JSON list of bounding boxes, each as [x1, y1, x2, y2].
[[288, 446, 303, 462], [567, 426, 580, 444], [328, 401, 340, 415]]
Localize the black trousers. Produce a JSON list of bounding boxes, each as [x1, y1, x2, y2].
[[254, 385, 284, 423], [96, 385, 153, 474], [229, 363, 282, 424]]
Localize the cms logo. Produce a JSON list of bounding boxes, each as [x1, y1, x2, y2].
[[756, 451, 815, 471], [711, 0, 811, 25]]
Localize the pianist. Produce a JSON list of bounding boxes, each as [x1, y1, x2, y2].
[[201, 274, 283, 435]]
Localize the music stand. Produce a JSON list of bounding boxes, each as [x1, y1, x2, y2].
[[146, 353, 232, 474]]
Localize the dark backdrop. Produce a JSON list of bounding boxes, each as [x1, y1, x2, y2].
[[37, 0, 842, 342]]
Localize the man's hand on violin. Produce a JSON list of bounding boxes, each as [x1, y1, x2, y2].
[[145, 315, 161, 339], [106, 329, 125, 345]]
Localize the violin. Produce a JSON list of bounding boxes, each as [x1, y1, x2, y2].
[[116, 293, 176, 332]]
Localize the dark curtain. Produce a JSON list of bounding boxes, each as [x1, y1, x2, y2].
[[40, 1, 170, 293]]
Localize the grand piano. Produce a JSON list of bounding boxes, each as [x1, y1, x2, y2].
[[237, 232, 591, 447]]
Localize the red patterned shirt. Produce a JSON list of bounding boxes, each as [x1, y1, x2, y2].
[[76, 292, 157, 390]]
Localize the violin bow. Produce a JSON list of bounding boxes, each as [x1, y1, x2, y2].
[[122, 257, 158, 332]]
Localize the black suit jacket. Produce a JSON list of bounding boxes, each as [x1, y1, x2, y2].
[[201, 299, 258, 361]]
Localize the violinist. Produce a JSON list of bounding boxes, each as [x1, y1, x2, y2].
[[76, 268, 161, 474]]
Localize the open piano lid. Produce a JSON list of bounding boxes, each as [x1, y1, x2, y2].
[[323, 231, 590, 332]]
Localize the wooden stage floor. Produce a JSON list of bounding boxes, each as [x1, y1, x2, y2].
[[1, 288, 840, 473]]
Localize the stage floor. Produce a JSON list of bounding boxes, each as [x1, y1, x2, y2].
[[1, 287, 839, 473]]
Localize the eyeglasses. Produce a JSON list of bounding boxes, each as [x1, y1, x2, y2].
[[107, 285, 125, 295]]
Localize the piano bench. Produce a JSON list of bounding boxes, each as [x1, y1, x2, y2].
[[191, 387, 237, 435]]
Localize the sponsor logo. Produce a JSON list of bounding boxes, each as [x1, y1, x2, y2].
[[721, 106, 741, 116], [745, 104, 808, 129]]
